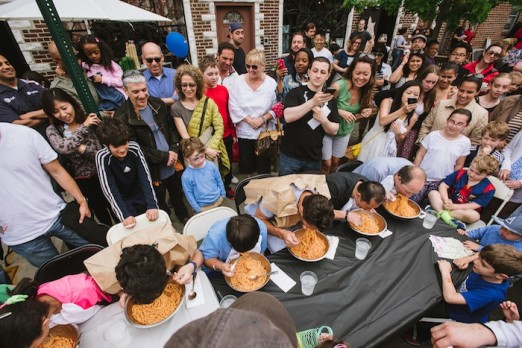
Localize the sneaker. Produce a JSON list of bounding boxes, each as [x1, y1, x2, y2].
[[450, 218, 466, 230], [226, 188, 235, 199], [231, 176, 239, 184]]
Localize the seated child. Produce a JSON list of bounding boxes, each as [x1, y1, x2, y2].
[[453, 214, 522, 269], [181, 138, 226, 213], [115, 244, 203, 305], [464, 120, 509, 168], [0, 273, 111, 332], [200, 215, 268, 276], [437, 244, 522, 324], [95, 117, 159, 228], [413, 109, 472, 205], [428, 155, 499, 229]]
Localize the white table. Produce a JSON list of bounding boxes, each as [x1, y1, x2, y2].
[[79, 270, 219, 347]]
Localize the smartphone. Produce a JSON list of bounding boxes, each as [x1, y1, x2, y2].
[[407, 97, 418, 105], [325, 87, 336, 94], [277, 58, 286, 70]]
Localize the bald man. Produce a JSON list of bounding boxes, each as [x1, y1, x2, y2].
[[141, 42, 178, 106], [48, 41, 100, 108]]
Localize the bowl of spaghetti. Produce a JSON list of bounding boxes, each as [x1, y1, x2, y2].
[[225, 252, 271, 292], [382, 194, 421, 220], [42, 324, 78, 348], [348, 209, 387, 236], [125, 278, 185, 328], [289, 228, 329, 262]]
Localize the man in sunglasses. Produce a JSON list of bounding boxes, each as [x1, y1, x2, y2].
[[114, 70, 190, 224], [141, 42, 178, 107]]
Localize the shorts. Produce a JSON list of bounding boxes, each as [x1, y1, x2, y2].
[[322, 134, 351, 160]]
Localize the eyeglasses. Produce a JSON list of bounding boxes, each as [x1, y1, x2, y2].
[[451, 52, 467, 57], [358, 53, 375, 60], [375, 52, 384, 57], [189, 152, 205, 162], [466, 73, 484, 79], [181, 83, 197, 88], [245, 64, 259, 70], [145, 57, 162, 64], [122, 69, 143, 79], [485, 50, 501, 58]]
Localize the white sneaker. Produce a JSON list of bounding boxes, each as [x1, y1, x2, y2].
[[231, 176, 239, 184]]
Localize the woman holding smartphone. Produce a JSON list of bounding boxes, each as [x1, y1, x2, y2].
[[322, 55, 375, 173], [357, 81, 421, 162]]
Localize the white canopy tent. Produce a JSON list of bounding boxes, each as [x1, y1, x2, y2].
[[0, 0, 171, 26]]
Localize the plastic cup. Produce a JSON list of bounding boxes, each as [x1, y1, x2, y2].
[[355, 238, 372, 260], [220, 294, 237, 308], [423, 210, 438, 229], [300, 271, 318, 296], [104, 318, 131, 347]]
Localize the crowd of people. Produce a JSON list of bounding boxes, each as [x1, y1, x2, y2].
[[1, 17, 522, 347]]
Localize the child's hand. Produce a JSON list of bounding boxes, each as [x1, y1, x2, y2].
[[437, 260, 452, 275], [453, 257, 470, 270], [123, 216, 136, 229], [385, 191, 397, 202], [118, 292, 128, 309], [480, 145, 493, 156], [318, 333, 334, 344], [500, 301, 520, 323], [146, 209, 159, 221], [498, 169, 511, 181], [442, 201, 454, 210], [463, 240, 480, 251], [173, 264, 194, 285], [282, 229, 300, 247], [222, 263, 235, 277], [456, 228, 467, 236], [93, 74, 103, 83]]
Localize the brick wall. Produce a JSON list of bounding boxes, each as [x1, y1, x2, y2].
[[260, 0, 279, 65], [188, 0, 214, 62], [471, 3, 514, 48]]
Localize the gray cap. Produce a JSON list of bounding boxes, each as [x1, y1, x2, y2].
[[412, 34, 427, 42], [164, 292, 298, 348], [493, 215, 522, 235]]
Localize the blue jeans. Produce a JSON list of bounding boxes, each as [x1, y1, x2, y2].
[[279, 152, 321, 176], [9, 217, 89, 267]]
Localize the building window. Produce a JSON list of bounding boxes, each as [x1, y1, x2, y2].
[[503, 10, 519, 34], [223, 11, 244, 25]]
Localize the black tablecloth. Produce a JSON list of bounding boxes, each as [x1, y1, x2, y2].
[[210, 213, 471, 348]]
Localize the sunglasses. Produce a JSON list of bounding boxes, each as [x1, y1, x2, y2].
[[181, 83, 197, 88], [358, 53, 375, 59], [466, 73, 484, 79], [245, 64, 259, 70], [122, 69, 143, 78], [145, 57, 161, 63], [485, 50, 501, 58]]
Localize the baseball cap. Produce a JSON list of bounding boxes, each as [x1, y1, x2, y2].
[[493, 215, 522, 235], [229, 22, 243, 33], [412, 34, 427, 42], [164, 292, 298, 347]]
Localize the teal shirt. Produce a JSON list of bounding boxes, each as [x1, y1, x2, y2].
[[335, 79, 361, 136]]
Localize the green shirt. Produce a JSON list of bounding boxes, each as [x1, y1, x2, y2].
[[335, 78, 361, 136]]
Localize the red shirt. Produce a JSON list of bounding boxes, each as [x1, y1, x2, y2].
[[462, 61, 498, 84], [205, 85, 235, 138]]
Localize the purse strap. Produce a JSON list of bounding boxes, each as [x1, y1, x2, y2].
[[198, 97, 209, 137], [262, 116, 282, 132]]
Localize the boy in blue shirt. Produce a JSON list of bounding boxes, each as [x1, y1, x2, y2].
[[428, 155, 498, 230], [181, 138, 225, 213], [200, 215, 268, 276], [438, 244, 522, 323], [95, 117, 159, 228], [453, 214, 522, 270]]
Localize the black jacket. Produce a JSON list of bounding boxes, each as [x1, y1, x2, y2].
[[114, 96, 181, 182]]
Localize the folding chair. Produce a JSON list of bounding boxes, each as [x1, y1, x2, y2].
[[106, 210, 172, 245], [182, 207, 237, 242], [34, 244, 104, 284], [234, 173, 274, 213], [466, 176, 514, 230], [336, 160, 363, 173]]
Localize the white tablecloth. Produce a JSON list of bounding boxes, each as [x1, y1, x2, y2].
[[79, 270, 219, 347]]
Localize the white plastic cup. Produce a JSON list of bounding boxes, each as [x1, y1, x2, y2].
[[423, 210, 438, 229], [104, 318, 131, 347], [355, 238, 372, 260], [220, 294, 237, 308], [300, 271, 318, 296]]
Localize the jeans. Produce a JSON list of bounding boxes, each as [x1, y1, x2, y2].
[[9, 217, 89, 267], [279, 152, 321, 176]]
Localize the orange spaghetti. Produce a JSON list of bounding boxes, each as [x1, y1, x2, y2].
[[229, 253, 267, 292], [42, 336, 75, 348], [290, 228, 327, 260], [129, 282, 183, 325], [384, 194, 417, 217], [353, 213, 381, 234]]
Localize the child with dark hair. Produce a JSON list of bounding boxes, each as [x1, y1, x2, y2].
[[200, 215, 268, 276], [21, 70, 50, 88], [95, 117, 159, 228], [78, 35, 126, 110], [181, 137, 225, 213]]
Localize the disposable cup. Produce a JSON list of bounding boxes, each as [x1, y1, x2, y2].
[[423, 210, 438, 229], [300, 271, 318, 296], [355, 238, 372, 260], [104, 318, 131, 347], [220, 294, 237, 308]]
